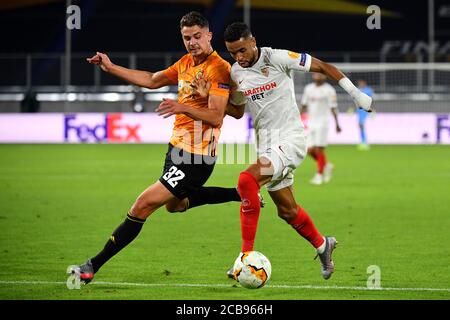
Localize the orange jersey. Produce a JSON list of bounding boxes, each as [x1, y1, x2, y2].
[[163, 51, 230, 156]]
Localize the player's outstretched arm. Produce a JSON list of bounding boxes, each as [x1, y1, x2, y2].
[[309, 57, 373, 112], [87, 52, 173, 89]]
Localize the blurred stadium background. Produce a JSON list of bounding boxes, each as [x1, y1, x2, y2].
[[0, 0, 449, 115], [1, 0, 449, 145], [1, 0, 450, 301]]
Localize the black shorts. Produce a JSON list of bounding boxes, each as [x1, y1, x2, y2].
[[159, 144, 216, 199]]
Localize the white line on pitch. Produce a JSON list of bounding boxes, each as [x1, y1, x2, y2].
[[0, 280, 449, 293]]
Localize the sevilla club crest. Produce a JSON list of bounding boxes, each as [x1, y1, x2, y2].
[[261, 67, 269, 77]]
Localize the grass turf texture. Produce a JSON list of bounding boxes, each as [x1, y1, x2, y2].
[[0, 144, 449, 300]]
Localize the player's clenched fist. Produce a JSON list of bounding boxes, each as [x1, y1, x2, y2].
[[86, 52, 113, 72], [353, 90, 373, 113], [338, 78, 374, 112]]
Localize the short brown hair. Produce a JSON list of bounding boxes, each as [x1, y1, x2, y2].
[[180, 11, 209, 29]]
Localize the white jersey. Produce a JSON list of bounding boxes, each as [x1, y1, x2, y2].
[[301, 82, 337, 128], [231, 47, 311, 151]]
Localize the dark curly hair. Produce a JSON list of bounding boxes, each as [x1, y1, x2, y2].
[[224, 22, 252, 42]]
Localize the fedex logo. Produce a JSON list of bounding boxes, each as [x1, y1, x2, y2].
[[437, 114, 450, 143], [64, 114, 141, 143]]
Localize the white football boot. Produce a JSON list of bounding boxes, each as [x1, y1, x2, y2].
[[310, 173, 323, 185], [323, 163, 335, 183]]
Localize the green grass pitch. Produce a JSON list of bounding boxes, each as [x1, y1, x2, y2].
[[0, 144, 449, 300]]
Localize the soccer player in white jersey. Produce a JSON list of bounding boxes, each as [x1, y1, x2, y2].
[[300, 73, 341, 185], [219, 22, 372, 281]]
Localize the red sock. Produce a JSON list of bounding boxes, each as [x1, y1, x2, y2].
[[316, 150, 327, 174], [289, 205, 324, 249], [237, 171, 261, 252]]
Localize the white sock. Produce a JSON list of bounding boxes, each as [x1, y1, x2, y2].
[[316, 237, 326, 254]]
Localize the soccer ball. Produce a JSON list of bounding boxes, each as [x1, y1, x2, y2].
[[233, 251, 272, 289]]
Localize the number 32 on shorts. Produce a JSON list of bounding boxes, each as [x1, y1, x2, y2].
[[162, 166, 185, 188]]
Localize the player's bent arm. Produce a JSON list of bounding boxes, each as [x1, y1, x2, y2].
[[226, 103, 245, 119], [225, 88, 246, 119], [309, 57, 373, 112], [182, 94, 227, 127]]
